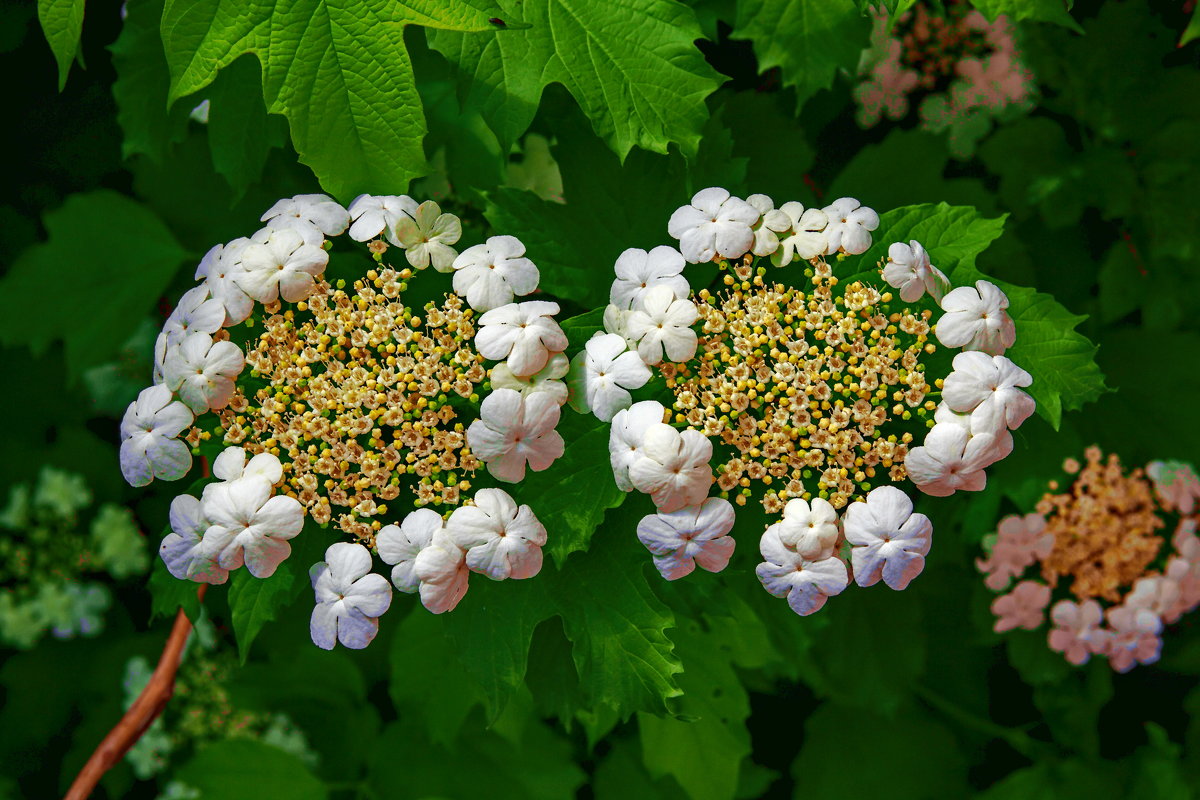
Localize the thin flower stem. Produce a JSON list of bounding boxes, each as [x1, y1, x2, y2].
[[915, 683, 1051, 760], [63, 585, 207, 800]]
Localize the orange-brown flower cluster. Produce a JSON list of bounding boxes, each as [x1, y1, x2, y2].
[[208, 267, 489, 544], [1038, 447, 1166, 602], [664, 258, 936, 512]]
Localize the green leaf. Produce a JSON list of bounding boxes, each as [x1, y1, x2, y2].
[[147, 557, 203, 623], [968, 0, 1082, 32], [0, 190, 188, 378], [1183, 5, 1200, 47], [175, 739, 328, 800], [37, 0, 85, 91], [160, 0, 501, 198], [730, 0, 871, 111], [637, 618, 753, 800], [980, 760, 1123, 800], [429, 0, 722, 158], [206, 55, 277, 199], [517, 410, 628, 564], [857, 203, 1106, 428], [228, 564, 298, 663], [110, 0, 191, 164]]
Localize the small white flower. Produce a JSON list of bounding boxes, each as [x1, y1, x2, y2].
[[159, 494, 228, 584], [391, 200, 461, 272], [609, 401, 667, 491], [603, 303, 633, 344], [821, 197, 879, 255], [200, 240, 256, 325], [467, 389, 564, 482], [200, 477, 304, 578], [843, 485, 932, 590], [756, 526, 849, 616], [932, 402, 1014, 465], [745, 194, 792, 257], [882, 240, 950, 303], [610, 246, 689, 310], [936, 280, 1016, 355], [667, 187, 759, 263], [446, 488, 547, 580], [942, 351, 1035, 433], [309, 542, 392, 650], [347, 194, 418, 242], [235, 227, 329, 304], [412, 532, 470, 613], [376, 508, 443, 593], [636, 497, 736, 580], [771, 201, 829, 266], [769, 497, 840, 560], [625, 285, 699, 365], [905, 423, 1003, 497], [452, 235, 540, 312], [491, 352, 569, 406], [162, 285, 225, 345], [209, 446, 284, 485], [261, 193, 350, 237], [567, 333, 651, 422], [119, 385, 193, 487], [475, 301, 567, 377], [629, 423, 714, 513], [163, 331, 245, 414]]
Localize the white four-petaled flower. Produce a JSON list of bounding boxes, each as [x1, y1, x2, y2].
[[491, 352, 570, 406], [667, 187, 759, 263], [628, 423, 714, 513], [162, 285, 225, 345], [821, 197, 878, 255], [199, 240, 256, 325], [772, 201, 829, 266], [467, 389, 564, 482], [756, 526, 849, 616], [637, 497, 736, 580], [446, 488, 547, 581], [159, 494, 228, 584], [905, 423, 1005, 497], [609, 401, 667, 492], [119, 384, 193, 487], [567, 333, 652, 422], [376, 509, 470, 614], [347, 193, 418, 241], [201, 476, 303, 578], [936, 280, 1016, 355], [163, 331, 245, 414], [610, 246, 689, 310], [475, 301, 567, 377], [261, 193, 350, 237], [769, 497, 840, 560], [942, 351, 1035, 433], [392, 200, 461, 272], [882, 240, 949, 303], [625, 285, 699, 365], [310, 542, 392, 650], [745, 194, 792, 257], [452, 235, 539, 312], [235, 226, 329, 304], [843, 486, 933, 590]]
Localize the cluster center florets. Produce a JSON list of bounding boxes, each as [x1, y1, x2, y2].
[[663, 257, 936, 512]]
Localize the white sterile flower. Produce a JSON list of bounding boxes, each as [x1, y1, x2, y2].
[[932, 402, 1013, 466], [159, 494, 228, 584], [772, 201, 829, 267], [153, 332, 168, 385], [452, 235, 540, 312], [667, 187, 759, 263], [491, 352, 569, 406], [162, 285, 225, 345], [446, 488, 547, 580], [942, 351, 1035, 433], [261, 193, 350, 237], [625, 285, 699, 365], [905, 423, 1003, 497], [412, 532, 470, 613], [200, 477, 304, 578], [235, 226, 329, 304], [603, 303, 633, 345], [821, 197, 879, 255], [629, 423, 714, 513], [610, 246, 689, 310], [391, 200, 461, 272], [119, 385, 193, 487], [745, 194, 792, 257], [636, 497, 736, 580], [309, 542, 392, 650], [609, 401, 667, 491], [936, 280, 1016, 355], [883, 240, 950, 303], [209, 445, 284, 485], [200, 240, 256, 326], [756, 526, 849, 616], [843, 485, 933, 590], [467, 389, 564, 482], [475, 301, 567, 377], [347, 194, 418, 242], [567, 333, 651, 422], [163, 331, 244, 414], [769, 497, 840, 559], [376, 508, 443, 593]]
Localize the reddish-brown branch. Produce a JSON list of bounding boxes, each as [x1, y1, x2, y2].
[[64, 586, 207, 800]]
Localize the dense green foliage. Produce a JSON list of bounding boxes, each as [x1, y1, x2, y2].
[[2, 0, 1199, 797]]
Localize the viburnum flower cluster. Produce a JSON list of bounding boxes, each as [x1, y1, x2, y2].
[[855, 0, 1035, 154], [979, 448, 1200, 673], [569, 187, 1034, 614], [121, 194, 569, 650]]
